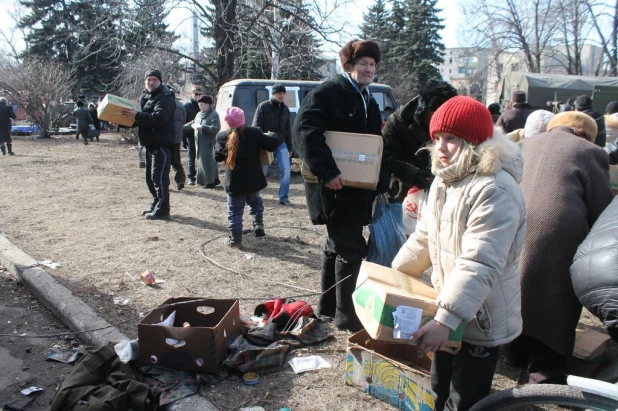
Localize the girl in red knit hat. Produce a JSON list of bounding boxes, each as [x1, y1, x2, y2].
[[392, 96, 527, 410], [213, 107, 280, 248]]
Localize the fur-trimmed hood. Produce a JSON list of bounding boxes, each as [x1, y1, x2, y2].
[[606, 113, 618, 130], [431, 128, 523, 184]]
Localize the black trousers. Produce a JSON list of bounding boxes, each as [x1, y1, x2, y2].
[[145, 145, 171, 215], [170, 143, 186, 187], [431, 343, 500, 411], [324, 222, 367, 263]]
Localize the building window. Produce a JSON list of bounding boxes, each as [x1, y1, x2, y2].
[[449, 58, 453, 64]]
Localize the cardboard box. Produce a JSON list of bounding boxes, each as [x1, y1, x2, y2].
[[138, 297, 240, 373], [610, 165, 618, 196], [301, 131, 383, 190], [260, 149, 274, 166], [346, 329, 435, 411], [97, 94, 141, 127], [572, 328, 611, 360], [353, 262, 465, 352]]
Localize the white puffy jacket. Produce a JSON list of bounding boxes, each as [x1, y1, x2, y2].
[[392, 130, 526, 347]]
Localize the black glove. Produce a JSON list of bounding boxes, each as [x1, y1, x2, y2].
[[412, 169, 434, 190]]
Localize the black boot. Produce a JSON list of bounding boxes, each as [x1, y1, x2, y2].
[[252, 215, 265, 237], [7, 144, 14, 155], [225, 231, 243, 248], [334, 259, 363, 332], [1, 146, 5, 155], [318, 252, 337, 318]]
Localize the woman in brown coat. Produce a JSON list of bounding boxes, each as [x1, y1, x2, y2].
[[506, 111, 613, 384]]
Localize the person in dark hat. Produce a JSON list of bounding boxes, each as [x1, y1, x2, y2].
[[487, 103, 501, 123], [0, 97, 16, 155], [575, 95, 606, 147], [73, 100, 93, 145], [293, 39, 390, 332], [187, 94, 221, 188], [183, 85, 204, 185], [382, 79, 457, 203], [252, 83, 292, 205], [122, 69, 176, 220], [496, 90, 535, 133]]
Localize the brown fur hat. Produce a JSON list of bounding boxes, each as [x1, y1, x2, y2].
[[547, 111, 598, 143], [339, 39, 381, 68]]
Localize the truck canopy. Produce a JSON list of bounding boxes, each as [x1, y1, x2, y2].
[[499, 72, 618, 111]]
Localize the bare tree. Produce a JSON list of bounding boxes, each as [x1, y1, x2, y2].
[[583, 0, 618, 76], [0, 58, 75, 138]]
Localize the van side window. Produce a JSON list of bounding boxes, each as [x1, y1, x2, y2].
[[372, 91, 396, 111], [256, 89, 269, 105], [233, 88, 252, 110]]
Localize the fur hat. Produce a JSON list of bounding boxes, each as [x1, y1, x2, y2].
[[224, 107, 245, 129], [429, 96, 494, 145], [575, 95, 593, 110], [512, 91, 526, 103], [524, 110, 555, 138], [198, 95, 213, 105], [339, 39, 381, 67], [547, 111, 598, 142], [606, 101, 618, 115], [272, 84, 286, 94], [414, 79, 458, 125], [145, 69, 162, 83]]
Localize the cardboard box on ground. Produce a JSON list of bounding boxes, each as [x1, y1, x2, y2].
[[301, 131, 383, 190], [138, 297, 240, 373], [346, 329, 435, 411], [353, 262, 465, 353], [97, 94, 141, 127], [610, 165, 618, 196]]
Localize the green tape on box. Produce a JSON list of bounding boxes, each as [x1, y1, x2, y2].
[[354, 287, 466, 342]]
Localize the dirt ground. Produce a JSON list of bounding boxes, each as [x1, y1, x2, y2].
[[0, 133, 615, 411]]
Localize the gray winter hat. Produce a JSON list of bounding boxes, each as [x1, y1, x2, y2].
[[524, 110, 555, 138]]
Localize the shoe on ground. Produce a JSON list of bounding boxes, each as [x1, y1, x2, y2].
[[177, 183, 185, 190], [144, 212, 171, 220], [141, 209, 153, 216], [8, 152, 15, 156], [188, 180, 196, 186], [278, 199, 292, 206], [96, 136, 99, 142], [254, 227, 265, 237]]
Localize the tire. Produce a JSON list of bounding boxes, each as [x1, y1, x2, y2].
[[470, 384, 618, 411]]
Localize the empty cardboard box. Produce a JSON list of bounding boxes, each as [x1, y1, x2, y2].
[[346, 329, 435, 410], [97, 94, 141, 127], [138, 297, 240, 373], [353, 262, 465, 352], [301, 131, 383, 190]]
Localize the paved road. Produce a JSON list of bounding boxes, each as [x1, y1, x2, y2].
[[0, 266, 74, 410]]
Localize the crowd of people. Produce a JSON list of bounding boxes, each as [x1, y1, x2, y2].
[[2, 36, 617, 411]]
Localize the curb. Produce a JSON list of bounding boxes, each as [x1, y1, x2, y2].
[[0, 234, 129, 346]]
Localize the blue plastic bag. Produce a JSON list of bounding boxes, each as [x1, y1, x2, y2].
[[367, 194, 407, 267]]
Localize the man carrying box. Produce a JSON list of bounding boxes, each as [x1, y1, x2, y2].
[[293, 39, 389, 332], [122, 69, 176, 220]]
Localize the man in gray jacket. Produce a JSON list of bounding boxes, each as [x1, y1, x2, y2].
[[170, 97, 187, 190]]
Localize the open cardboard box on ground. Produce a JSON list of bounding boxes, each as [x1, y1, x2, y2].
[[97, 94, 141, 127], [346, 329, 435, 411], [138, 297, 240, 373], [353, 262, 465, 353], [568, 328, 611, 377], [301, 131, 383, 190]]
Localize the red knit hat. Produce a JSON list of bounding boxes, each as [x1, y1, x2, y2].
[[429, 96, 494, 145]]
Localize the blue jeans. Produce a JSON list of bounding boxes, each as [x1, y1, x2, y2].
[[262, 143, 291, 202], [227, 192, 264, 233]]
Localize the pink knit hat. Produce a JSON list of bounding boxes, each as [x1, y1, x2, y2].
[[224, 107, 245, 129]]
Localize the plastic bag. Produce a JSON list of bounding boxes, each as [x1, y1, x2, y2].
[[402, 186, 428, 236], [367, 194, 407, 267]]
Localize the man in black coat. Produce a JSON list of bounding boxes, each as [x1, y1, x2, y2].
[[183, 86, 202, 185], [0, 97, 17, 155], [293, 39, 389, 332], [575, 95, 606, 147], [382, 79, 457, 202], [496, 91, 536, 133], [122, 69, 176, 220], [252, 83, 293, 205]]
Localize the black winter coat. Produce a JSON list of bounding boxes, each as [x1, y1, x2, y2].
[[0, 102, 16, 142], [382, 96, 433, 199], [579, 108, 607, 147], [183, 99, 200, 140], [571, 196, 618, 332], [496, 103, 535, 133], [292, 74, 388, 226], [134, 84, 176, 147], [214, 126, 280, 196], [252, 98, 292, 149]]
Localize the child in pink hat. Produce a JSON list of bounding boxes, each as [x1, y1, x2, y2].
[[213, 107, 280, 247]]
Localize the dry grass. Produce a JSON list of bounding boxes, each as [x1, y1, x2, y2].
[[0, 133, 613, 411]]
